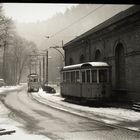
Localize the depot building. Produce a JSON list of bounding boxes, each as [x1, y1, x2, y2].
[[63, 5, 140, 102]]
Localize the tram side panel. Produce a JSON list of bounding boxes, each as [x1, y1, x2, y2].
[[61, 83, 81, 98], [81, 83, 111, 100], [61, 83, 111, 100], [82, 84, 101, 99]]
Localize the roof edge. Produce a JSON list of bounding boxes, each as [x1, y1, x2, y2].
[[63, 5, 139, 48]]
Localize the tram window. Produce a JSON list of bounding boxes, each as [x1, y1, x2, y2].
[[91, 70, 97, 82], [34, 78, 37, 82], [63, 72, 66, 82], [76, 71, 80, 82], [71, 71, 75, 83], [99, 69, 107, 82], [86, 70, 90, 83], [109, 69, 111, 82], [66, 72, 70, 83], [29, 78, 33, 82], [82, 71, 86, 83]]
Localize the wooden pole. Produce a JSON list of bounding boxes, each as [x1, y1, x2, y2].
[[46, 50, 48, 85]]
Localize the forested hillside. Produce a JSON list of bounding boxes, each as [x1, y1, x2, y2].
[[16, 4, 132, 83], [16, 4, 132, 47]]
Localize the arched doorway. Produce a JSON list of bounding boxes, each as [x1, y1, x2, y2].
[[115, 43, 126, 89], [80, 54, 85, 63], [95, 50, 101, 61], [69, 57, 73, 65]]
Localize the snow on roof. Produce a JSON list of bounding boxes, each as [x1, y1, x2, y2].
[[62, 62, 109, 71], [28, 73, 39, 77]]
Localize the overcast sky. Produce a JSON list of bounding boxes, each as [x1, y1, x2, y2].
[[2, 3, 78, 23]]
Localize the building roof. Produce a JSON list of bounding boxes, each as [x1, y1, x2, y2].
[[63, 5, 140, 48], [62, 62, 110, 71]]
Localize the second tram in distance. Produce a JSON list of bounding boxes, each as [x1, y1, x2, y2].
[[60, 62, 111, 101], [28, 73, 40, 92]]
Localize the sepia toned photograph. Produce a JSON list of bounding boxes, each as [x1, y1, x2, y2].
[[0, 3, 140, 140]]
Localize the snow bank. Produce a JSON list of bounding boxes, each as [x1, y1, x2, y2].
[[35, 88, 140, 122], [0, 84, 25, 94]]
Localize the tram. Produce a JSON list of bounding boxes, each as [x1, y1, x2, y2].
[[60, 62, 111, 101], [27, 73, 40, 92]]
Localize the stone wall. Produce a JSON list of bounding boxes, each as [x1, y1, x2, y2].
[[64, 7, 140, 101]]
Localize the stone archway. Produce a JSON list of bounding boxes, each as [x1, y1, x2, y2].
[[69, 57, 73, 65], [95, 49, 101, 61], [115, 43, 126, 89], [80, 54, 85, 63]]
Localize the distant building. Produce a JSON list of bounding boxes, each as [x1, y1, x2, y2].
[[63, 5, 140, 102]]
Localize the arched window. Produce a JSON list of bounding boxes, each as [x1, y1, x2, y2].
[[69, 57, 73, 65], [95, 50, 101, 61], [80, 54, 85, 63], [115, 43, 125, 89]]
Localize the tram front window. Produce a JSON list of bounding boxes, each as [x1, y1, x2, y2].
[[99, 69, 107, 82], [66, 72, 70, 83], [76, 71, 80, 82], [71, 71, 75, 83], [34, 78, 38, 82], [91, 70, 97, 83], [82, 71, 86, 83], [29, 78, 33, 82], [86, 70, 90, 83], [63, 72, 66, 82]]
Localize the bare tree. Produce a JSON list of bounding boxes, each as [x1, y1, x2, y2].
[[0, 5, 14, 84], [11, 36, 38, 84], [0, 5, 38, 85]]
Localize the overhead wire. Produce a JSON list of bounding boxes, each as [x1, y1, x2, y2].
[[50, 4, 104, 38]]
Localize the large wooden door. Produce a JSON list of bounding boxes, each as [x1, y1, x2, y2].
[[115, 43, 126, 89]]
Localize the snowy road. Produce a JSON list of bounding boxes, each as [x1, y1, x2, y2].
[[1, 85, 140, 140]]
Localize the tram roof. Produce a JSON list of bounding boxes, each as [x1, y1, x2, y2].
[[28, 73, 39, 77], [62, 62, 109, 71]]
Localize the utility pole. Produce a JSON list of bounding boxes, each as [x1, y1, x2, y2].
[[43, 55, 45, 84], [35, 60, 37, 73], [29, 53, 47, 86], [46, 50, 48, 85], [39, 60, 41, 84], [29, 55, 31, 74]]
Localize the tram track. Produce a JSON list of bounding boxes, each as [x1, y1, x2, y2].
[[28, 91, 140, 133], [1, 87, 140, 136], [0, 87, 140, 140], [4, 90, 37, 125]]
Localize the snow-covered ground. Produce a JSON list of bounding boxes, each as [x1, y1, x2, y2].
[[1, 83, 140, 139], [0, 102, 47, 140], [0, 84, 50, 140], [0, 85, 22, 94], [32, 86, 140, 131], [34, 87, 140, 122]]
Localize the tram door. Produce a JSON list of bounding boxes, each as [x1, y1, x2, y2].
[[81, 70, 92, 98], [115, 43, 126, 89]]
